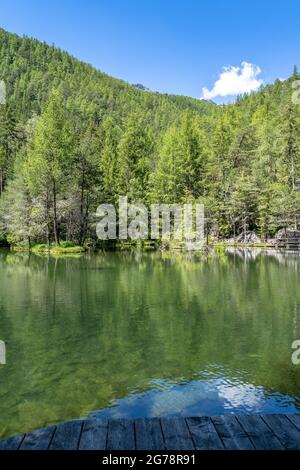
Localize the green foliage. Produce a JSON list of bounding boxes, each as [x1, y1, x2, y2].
[[117, 114, 153, 202], [0, 28, 299, 246], [151, 111, 210, 203]]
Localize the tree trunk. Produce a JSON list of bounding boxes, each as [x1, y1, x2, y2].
[[0, 167, 3, 195], [83, 193, 90, 246], [79, 172, 85, 246], [46, 190, 51, 247], [52, 179, 59, 245]]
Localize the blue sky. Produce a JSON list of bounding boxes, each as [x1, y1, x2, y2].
[[0, 0, 299, 102]]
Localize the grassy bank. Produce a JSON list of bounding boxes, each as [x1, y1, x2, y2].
[[12, 242, 86, 254], [7, 238, 291, 255]]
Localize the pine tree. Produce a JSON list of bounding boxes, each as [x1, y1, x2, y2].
[[0, 170, 44, 248], [0, 104, 19, 195], [117, 115, 153, 202], [207, 110, 234, 236], [292, 64, 299, 78], [151, 111, 209, 204], [73, 125, 101, 245], [25, 89, 73, 245], [99, 116, 121, 204]]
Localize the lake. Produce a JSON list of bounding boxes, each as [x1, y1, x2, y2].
[[0, 248, 300, 438]]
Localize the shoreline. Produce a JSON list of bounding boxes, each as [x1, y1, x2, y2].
[[1, 241, 299, 255]]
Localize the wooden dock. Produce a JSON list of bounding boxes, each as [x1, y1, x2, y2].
[[1, 414, 300, 450]]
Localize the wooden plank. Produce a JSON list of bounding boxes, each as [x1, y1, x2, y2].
[[186, 417, 224, 450], [79, 419, 108, 450], [262, 414, 300, 450], [135, 418, 165, 450], [2, 414, 300, 452], [19, 426, 56, 450], [107, 419, 135, 450], [211, 415, 254, 450], [161, 418, 194, 450], [49, 420, 83, 450], [0, 434, 25, 450], [236, 415, 284, 450], [285, 414, 300, 431]]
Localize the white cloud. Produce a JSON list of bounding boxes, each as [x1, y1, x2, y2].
[[201, 62, 263, 100]]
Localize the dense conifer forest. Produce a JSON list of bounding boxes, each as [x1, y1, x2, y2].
[[0, 28, 299, 248]]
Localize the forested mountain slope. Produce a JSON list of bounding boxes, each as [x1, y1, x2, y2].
[[0, 28, 213, 124], [0, 28, 299, 247]]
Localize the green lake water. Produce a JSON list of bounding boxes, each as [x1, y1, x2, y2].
[[0, 248, 300, 438]]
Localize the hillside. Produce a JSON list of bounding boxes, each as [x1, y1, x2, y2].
[[0, 28, 213, 124], [0, 28, 299, 247]]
